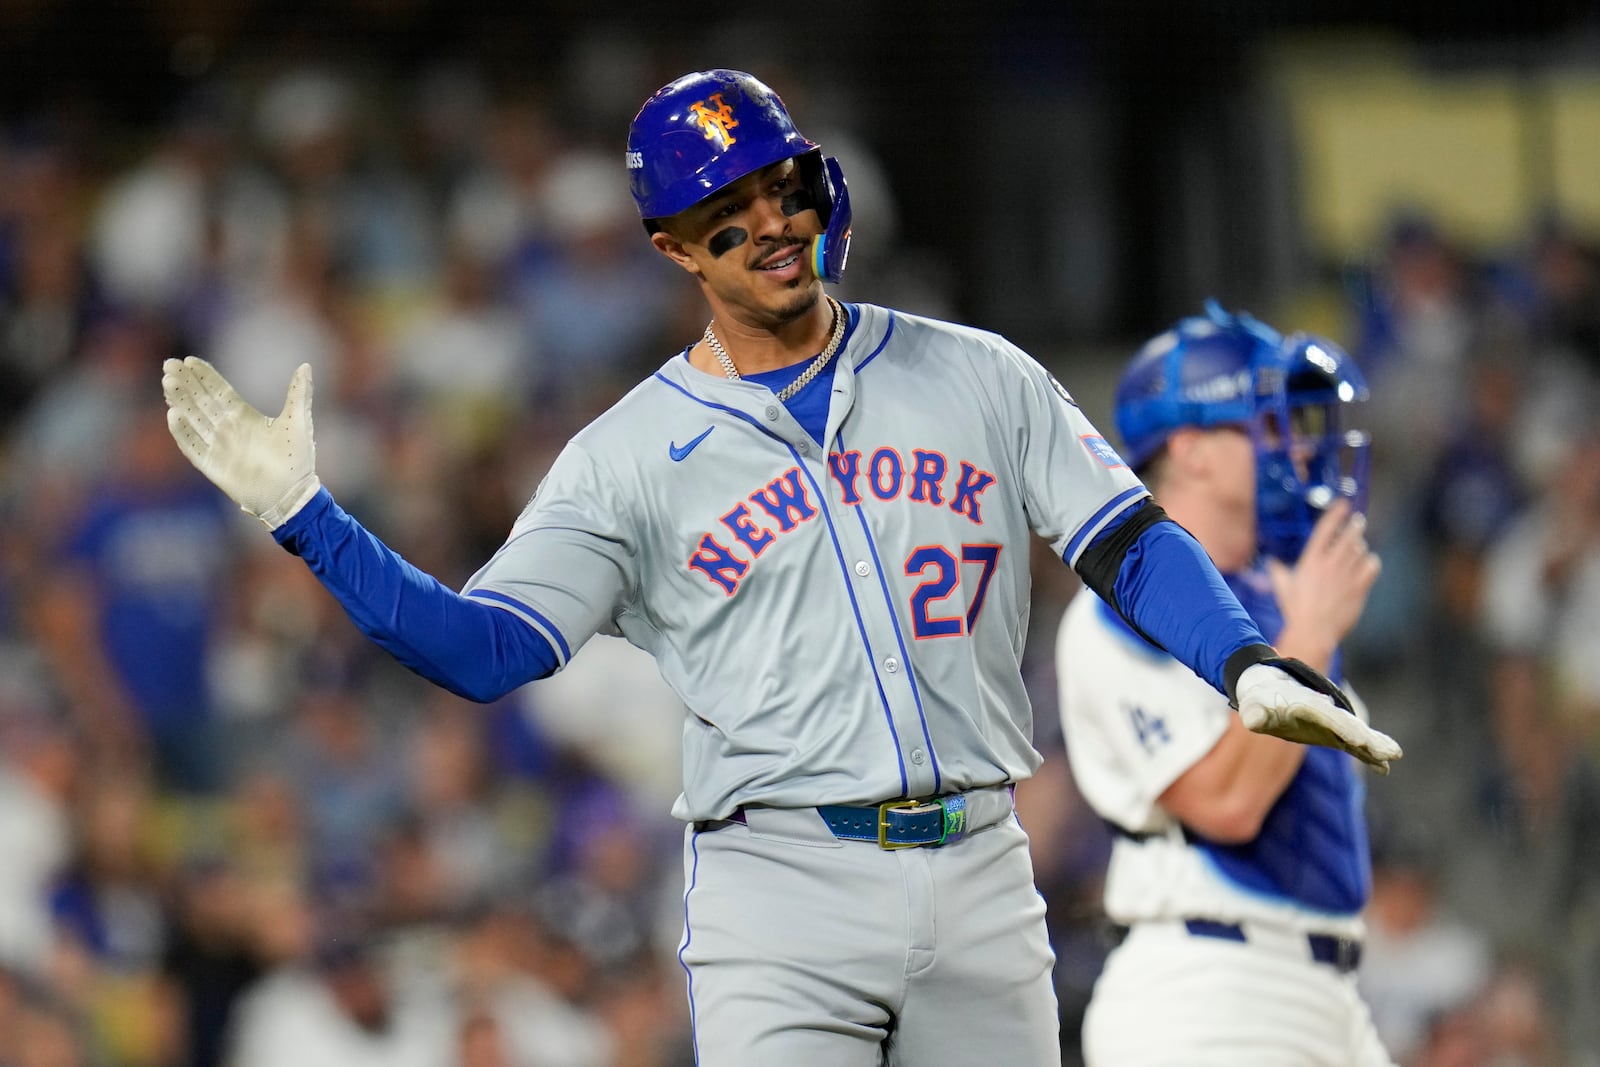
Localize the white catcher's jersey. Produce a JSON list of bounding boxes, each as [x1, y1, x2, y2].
[[464, 303, 1147, 822], [1055, 587, 1367, 939]]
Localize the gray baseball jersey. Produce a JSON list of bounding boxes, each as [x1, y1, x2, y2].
[[462, 302, 1147, 822]]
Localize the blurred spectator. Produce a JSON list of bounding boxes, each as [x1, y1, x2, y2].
[[1411, 959, 1569, 1067], [274, 680, 407, 903], [401, 698, 532, 912], [227, 929, 454, 1067], [88, 85, 281, 335], [445, 92, 562, 276], [586, 956, 693, 1067], [1399, 357, 1531, 756], [520, 634, 687, 814], [457, 1009, 513, 1067], [49, 771, 165, 976], [1358, 828, 1494, 1065], [403, 64, 492, 216], [1480, 431, 1600, 828], [0, 129, 101, 425], [0, 965, 23, 1059], [1474, 960, 1568, 1066], [251, 65, 437, 299], [1492, 216, 1600, 378], [29, 377, 239, 794], [159, 857, 265, 1067], [386, 239, 533, 460], [11, 994, 92, 1067], [534, 774, 674, 986], [1343, 214, 1499, 688], [446, 902, 613, 1067], [1014, 746, 1113, 1067], [226, 772, 308, 888], [48, 769, 182, 1065], [0, 711, 75, 977], [1352, 213, 1488, 507], [508, 148, 685, 408], [1418, 358, 1529, 629], [1356, 213, 1479, 381]]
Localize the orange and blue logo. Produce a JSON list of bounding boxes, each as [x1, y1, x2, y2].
[[689, 93, 739, 148]]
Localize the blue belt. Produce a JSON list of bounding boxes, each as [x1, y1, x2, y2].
[[817, 794, 971, 849], [1184, 918, 1363, 974]]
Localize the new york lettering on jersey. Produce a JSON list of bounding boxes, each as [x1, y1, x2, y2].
[[686, 448, 999, 595]]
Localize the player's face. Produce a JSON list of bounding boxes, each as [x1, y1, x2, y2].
[[1207, 426, 1260, 527], [652, 158, 825, 327]]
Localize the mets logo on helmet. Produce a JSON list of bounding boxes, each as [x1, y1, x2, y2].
[[689, 93, 738, 148]]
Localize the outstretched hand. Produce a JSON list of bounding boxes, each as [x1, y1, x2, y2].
[[1234, 660, 1403, 774], [161, 357, 321, 529]]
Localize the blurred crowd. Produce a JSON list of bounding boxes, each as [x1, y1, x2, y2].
[[0, 49, 1596, 1067]]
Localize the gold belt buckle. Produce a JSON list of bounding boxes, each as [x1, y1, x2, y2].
[[877, 798, 942, 850]]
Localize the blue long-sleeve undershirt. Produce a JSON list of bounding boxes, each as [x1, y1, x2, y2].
[[276, 483, 1259, 708], [273, 488, 560, 702], [1085, 505, 1268, 695]]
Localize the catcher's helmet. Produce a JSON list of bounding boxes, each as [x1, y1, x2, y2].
[[626, 69, 851, 281], [1112, 300, 1285, 471], [1114, 301, 1372, 563]]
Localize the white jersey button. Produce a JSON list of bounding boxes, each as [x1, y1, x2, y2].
[[910, 748, 926, 765], [884, 657, 900, 673], [854, 561, 870, 577], [798, 440, 811, 455], [764, 405, 780, 420]]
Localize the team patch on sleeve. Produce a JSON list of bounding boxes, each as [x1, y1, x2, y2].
[[1080, 434, 1126, 469]]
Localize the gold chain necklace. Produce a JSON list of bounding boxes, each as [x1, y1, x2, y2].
[[703, 296, 845, 404]]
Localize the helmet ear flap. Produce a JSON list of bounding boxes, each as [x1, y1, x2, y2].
[[808, 156, 852, 284], [795, 150, 830, 227]]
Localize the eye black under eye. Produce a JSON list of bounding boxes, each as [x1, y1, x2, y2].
[[780, 188, 817, 218]]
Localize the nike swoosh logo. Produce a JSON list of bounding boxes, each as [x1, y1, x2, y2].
[[669, 426, 714, 462]]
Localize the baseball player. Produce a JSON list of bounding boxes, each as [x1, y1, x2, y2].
[[161, 71, 1400, 1065], [1056, 303, 1397, 1066]]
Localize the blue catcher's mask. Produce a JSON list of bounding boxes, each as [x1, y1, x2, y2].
[[626, 69, 852, 283], [1254, 332, 1371, 563]]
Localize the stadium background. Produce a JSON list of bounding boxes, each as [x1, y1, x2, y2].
[[0, 1, 1597, 1063]]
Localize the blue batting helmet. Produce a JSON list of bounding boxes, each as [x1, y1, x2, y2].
[[1112, 300, 1285, 470], [1255, 332, 1372, 562], [626, 69, 853, 280]]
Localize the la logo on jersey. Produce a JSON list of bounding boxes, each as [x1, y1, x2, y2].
[[687, 448, 998, 595], [689, 93, 739, 148]]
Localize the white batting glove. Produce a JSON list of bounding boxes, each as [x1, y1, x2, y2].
[[1235, 661, 1403, 774], [161, 356, 322, 529]]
